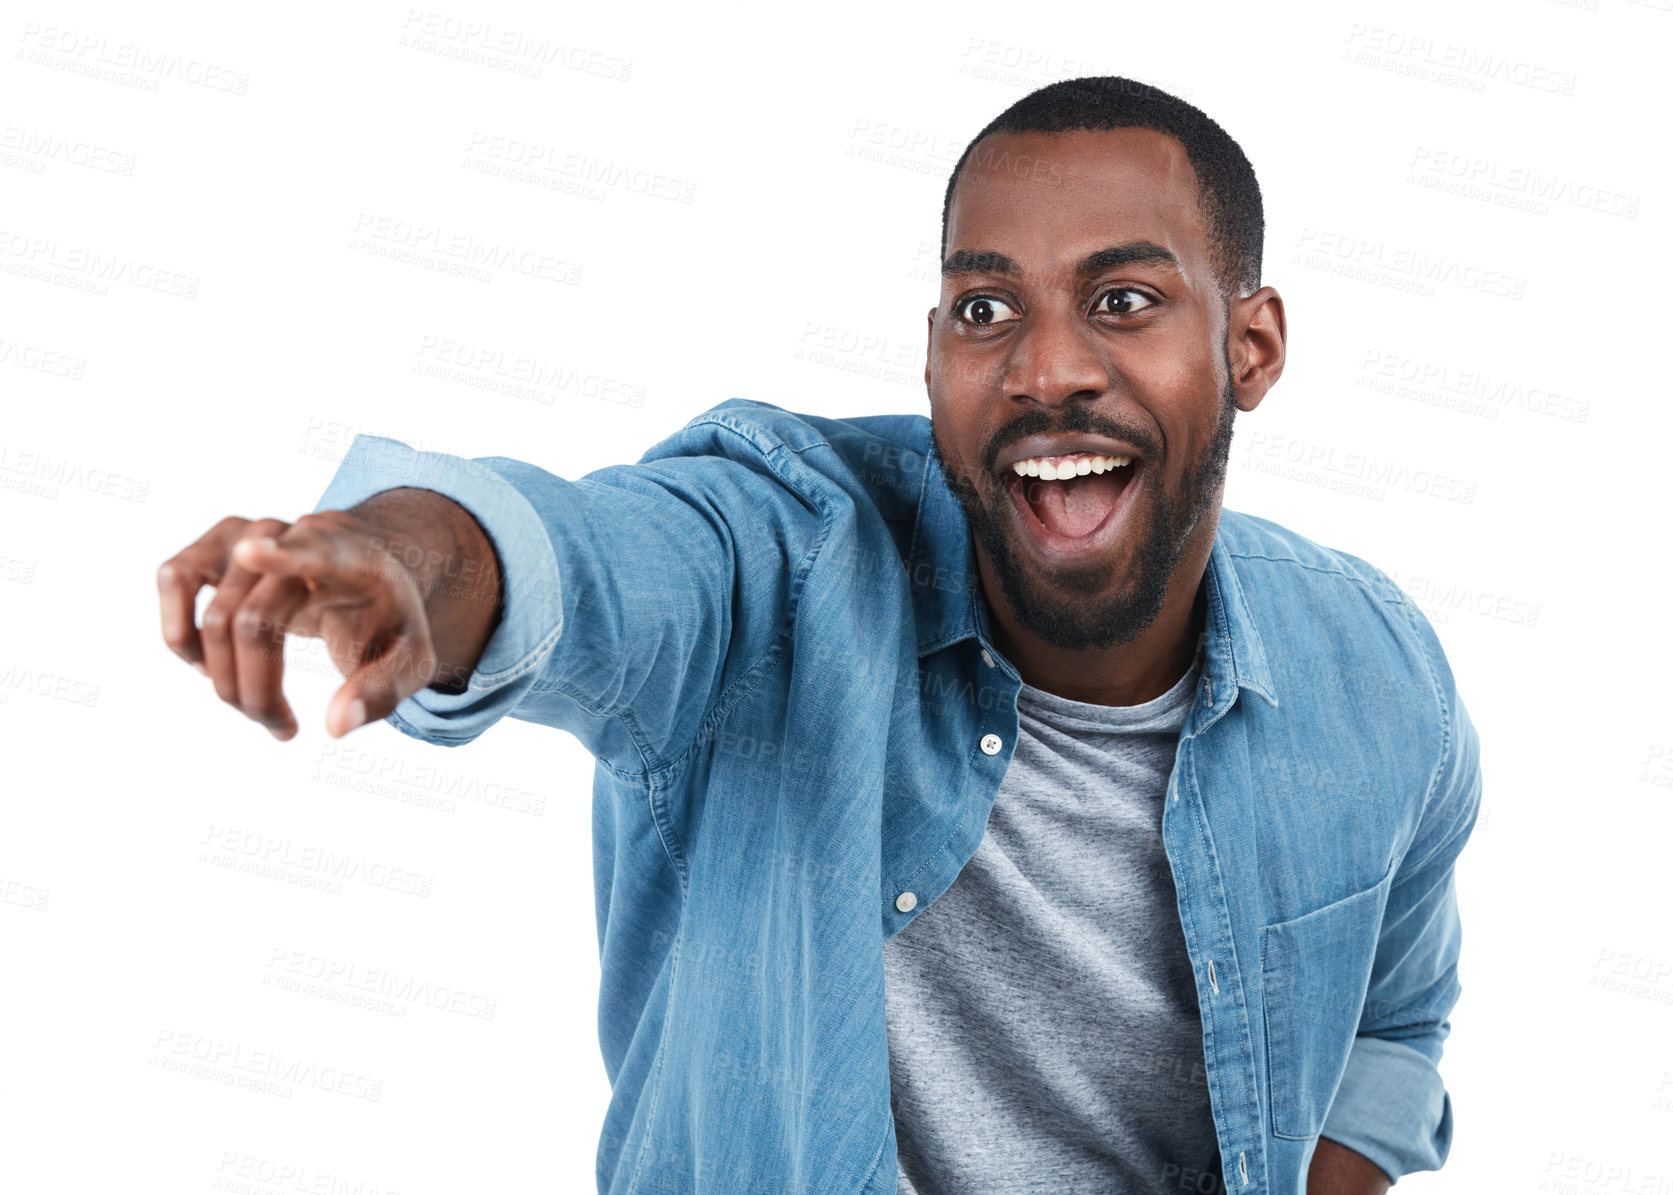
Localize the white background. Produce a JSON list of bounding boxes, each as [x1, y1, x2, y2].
[[2, 1, 1669, 1192]]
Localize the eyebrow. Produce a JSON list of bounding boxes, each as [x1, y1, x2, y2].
[[941, 241, 1182, 279]]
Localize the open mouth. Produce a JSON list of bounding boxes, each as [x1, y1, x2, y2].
[[1003, 457, 1141, 554]]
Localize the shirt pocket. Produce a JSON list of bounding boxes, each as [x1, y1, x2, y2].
[[1258, 858, 1397, 1140]]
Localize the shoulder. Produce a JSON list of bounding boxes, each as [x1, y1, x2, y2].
[[1219, 509, 1475, 856], [644, 398, 932, 525], [650, 398, 929, 463], [1216, 508, 1409, 609], [1217, 506, 1460, 726]]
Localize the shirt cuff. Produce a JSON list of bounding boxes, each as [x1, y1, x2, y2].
[[1319, 1034, 1453, 1180], [310, 433, 563, 746]]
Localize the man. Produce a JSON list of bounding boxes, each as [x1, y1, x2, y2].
[[158, 77, 1482, 1195]]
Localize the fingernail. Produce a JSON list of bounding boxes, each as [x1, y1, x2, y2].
[[343, 698, 367, 734]]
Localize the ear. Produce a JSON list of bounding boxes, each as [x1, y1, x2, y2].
[[923, 307, 936, 395], [1226, 286, 1286, 413]]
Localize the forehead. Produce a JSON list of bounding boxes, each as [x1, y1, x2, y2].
[[946, 127, 1211, 280]]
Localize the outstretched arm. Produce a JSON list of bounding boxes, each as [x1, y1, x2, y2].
[[303, 426, 827, 770]]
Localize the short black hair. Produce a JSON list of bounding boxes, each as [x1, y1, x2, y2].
[[940, 76, 1264, 299]]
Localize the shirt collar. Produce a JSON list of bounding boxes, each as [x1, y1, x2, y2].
[[906, 439, 1278, 708]]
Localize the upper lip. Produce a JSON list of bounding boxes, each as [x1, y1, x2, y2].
[[997, 434, 1146, 474]]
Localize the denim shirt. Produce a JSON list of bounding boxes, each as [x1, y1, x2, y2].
[[313, 397, 1482, 1195]]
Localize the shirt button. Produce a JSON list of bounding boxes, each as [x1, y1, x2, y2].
[[981, 648, 995, 668], [979, 734, 1002, 755], [895, 891, 917, 913]]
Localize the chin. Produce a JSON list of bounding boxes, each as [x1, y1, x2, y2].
[[983, 502, 1173, 652]]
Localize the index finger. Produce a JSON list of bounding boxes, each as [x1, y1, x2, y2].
[[233, 522, 366, 590]]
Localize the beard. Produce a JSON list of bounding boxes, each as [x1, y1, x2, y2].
[[929, 352, 1237, 652]]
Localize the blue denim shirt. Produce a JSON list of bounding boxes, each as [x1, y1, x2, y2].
[[313, 397, 1482, 1195]]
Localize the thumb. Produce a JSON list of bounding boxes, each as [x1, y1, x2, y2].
[[326, 631, 438, 738]]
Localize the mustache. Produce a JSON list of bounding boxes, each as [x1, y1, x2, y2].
[[983, 407, 1161, 474]]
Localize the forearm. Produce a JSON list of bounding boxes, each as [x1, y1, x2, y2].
[[350, 487, 503, 693], [1308, 1136, 1392, 1195]]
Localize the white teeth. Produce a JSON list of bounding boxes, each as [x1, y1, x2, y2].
[[1009, 452, 1133, 479]]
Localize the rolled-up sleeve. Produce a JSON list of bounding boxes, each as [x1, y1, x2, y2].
[[1319, 666, 1483, 1180], [311, 433, 564, 748]]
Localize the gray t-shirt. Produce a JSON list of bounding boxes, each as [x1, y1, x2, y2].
[[883, 653, 1224, 1195]]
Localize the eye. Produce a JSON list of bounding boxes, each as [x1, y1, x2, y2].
[[1095, 288, 1156, 316], [953, 295, 1020, 328]]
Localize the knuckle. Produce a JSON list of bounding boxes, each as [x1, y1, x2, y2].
[[291, 512, 344, 546], [287, 512, 340, 560], [200, 606, 232, 638], [232, 606, 275, 640]]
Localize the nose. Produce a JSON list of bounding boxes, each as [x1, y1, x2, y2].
[[1003, 301, 1111, 408]]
